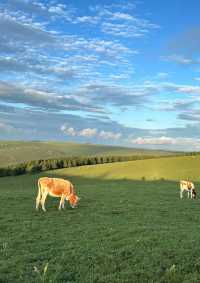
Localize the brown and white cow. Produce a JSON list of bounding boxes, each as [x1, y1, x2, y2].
[[180, 180, 197, 199], [36, 177, 80, 211]]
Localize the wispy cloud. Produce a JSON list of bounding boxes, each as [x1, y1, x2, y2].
[[87, 3, 159, 38], [0, 81, 104, 113], [162, 54, 200, 65]]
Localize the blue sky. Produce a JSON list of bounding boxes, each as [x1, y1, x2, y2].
[[0, 0, 200, 151]]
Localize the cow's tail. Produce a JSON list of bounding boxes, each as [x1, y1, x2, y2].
[[36, 179, 42, 210]]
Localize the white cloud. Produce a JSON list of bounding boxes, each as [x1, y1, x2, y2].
[[99, 130, 121, 140], [62, 127, 77, 136], [61, 126, 122, 140], [74, 16, 100, 24], [89, 3, 159, 38], [79, 128, 97, 138], [111, 12, 134, 21], [131, 136, 200, 149], [0, 81, 103, 113], [131, 136, 174, 145], [162, 55, 199, 65], [163, 83, 200, 94]]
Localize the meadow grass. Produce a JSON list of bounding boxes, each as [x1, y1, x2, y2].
[[1, 171, 200, 282]]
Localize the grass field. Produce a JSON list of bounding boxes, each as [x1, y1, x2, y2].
[[1, 167, 200, 282], [0, 140, 177, 167], [58, 154, 200, 182]]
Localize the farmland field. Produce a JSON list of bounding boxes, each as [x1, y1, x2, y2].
[[0, 140, 177, 167], [1, 166, 200, 282]]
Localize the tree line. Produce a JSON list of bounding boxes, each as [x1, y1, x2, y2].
[[0, 154, 180, 177]]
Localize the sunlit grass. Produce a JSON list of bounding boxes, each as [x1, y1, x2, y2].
[[56, 155, 200, 182]]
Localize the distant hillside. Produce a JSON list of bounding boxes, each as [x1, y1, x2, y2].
[[55, 155, 200, 181], [0, 140, 178, 167]]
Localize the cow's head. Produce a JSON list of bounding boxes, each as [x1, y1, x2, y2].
[[192, 189, 197, 199], [68, 194, 80, 208]]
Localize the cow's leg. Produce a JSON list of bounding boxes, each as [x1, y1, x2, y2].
[[36, 183, 42, 210], [41, 191, 48, 212], [36, 192, 41, 210], [187, 190, 190, 198], [180, 189, 183, 199], [59, 195, 65, 210], [62, 199, 65, 209]]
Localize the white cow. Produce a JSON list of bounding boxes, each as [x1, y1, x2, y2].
[[180, 180, 196, 199]]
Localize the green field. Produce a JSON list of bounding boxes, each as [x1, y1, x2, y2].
[[0, 140, 177, 167], [58, 155, 200, 182], [1, 158, 200, 282]]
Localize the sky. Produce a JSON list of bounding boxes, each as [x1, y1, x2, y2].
[[0, 0, 200, 151]]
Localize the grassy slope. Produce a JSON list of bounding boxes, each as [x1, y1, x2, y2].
[[56, 155, 200, 181], [1, 172, 200, 282], [0, 140, 175, 167]]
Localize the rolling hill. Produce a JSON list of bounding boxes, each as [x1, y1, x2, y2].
[[54, 154, 200, 181], [0, 140, 177, 167]]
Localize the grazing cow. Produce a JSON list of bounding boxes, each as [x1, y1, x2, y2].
[[36, 177, 80, 211], [180, 180, 197, 199]]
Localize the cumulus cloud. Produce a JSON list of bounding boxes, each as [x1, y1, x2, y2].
[[61, 125, 122, 140], [79, 128, 97, 138], [2, 100, 200, 151], [131, 136, 174, 145], [131, 136, 200, 149], [60, 126, 77, 136], [99, 130, 122, 140]]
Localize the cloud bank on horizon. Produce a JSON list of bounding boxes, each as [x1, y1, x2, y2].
[[0, 0, 200, 151]]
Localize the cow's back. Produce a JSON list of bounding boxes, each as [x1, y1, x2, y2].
[[39, 177, 73, 195], [52, 178, 72, 192]]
